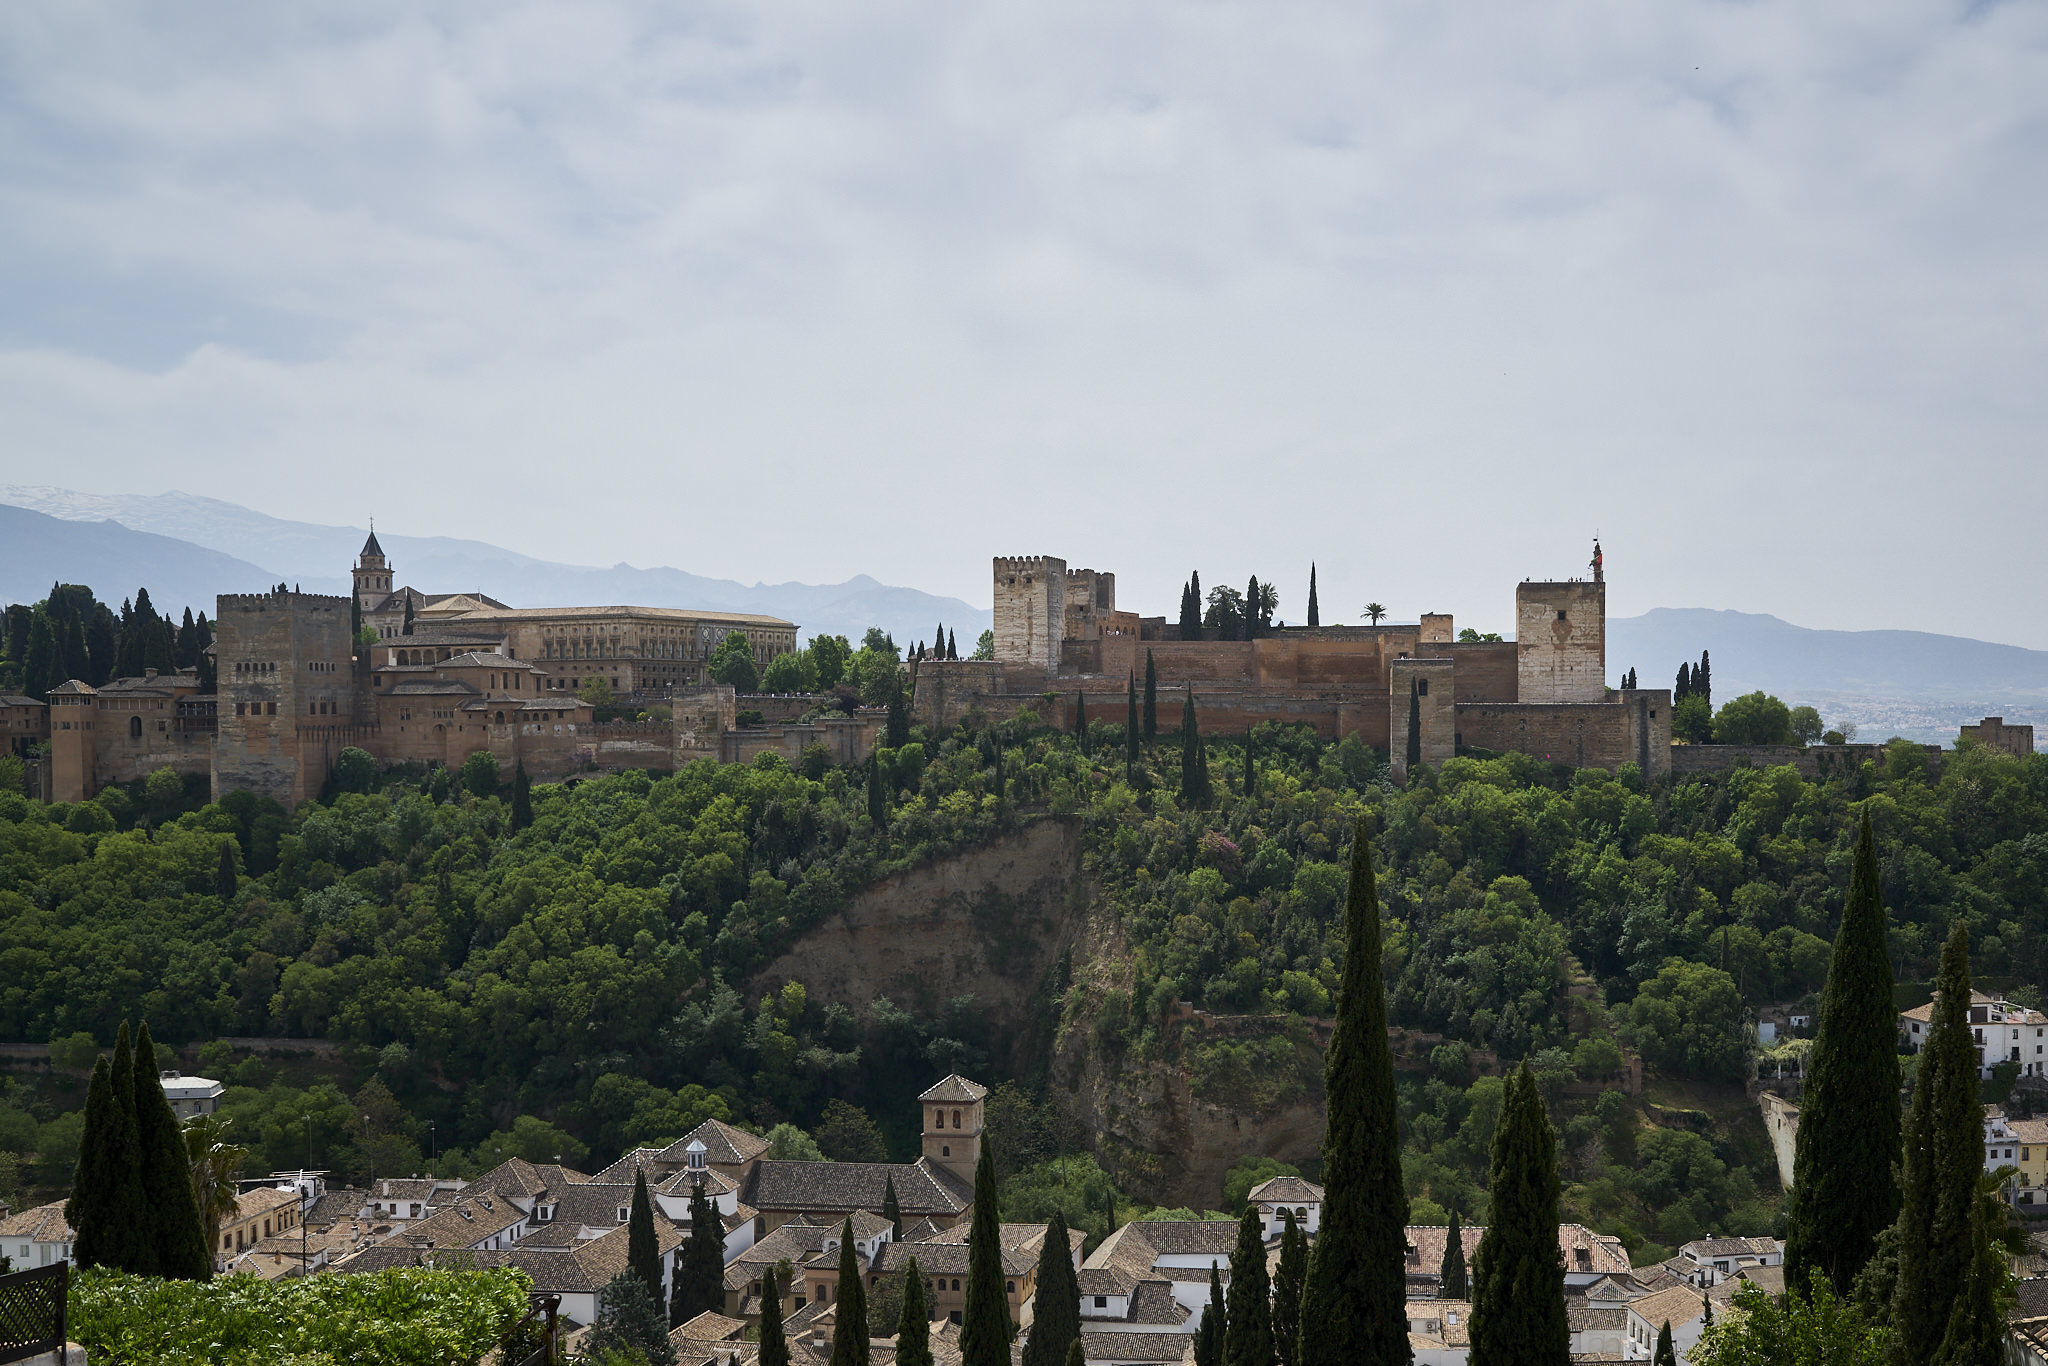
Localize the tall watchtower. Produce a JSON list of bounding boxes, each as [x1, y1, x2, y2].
[[992, 557, 1066, 672], [920, 1074, 989, 1188], [1514, 574, 1607, 704], [354, 529, 392, 612]]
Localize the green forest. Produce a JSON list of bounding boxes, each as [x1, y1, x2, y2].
[[3, 701, 2044, 1262]]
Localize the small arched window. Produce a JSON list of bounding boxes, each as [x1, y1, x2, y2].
[[129, 715, 142, 739], [952, 1110, 961, 1127], [934, 1110, 945, 1128]]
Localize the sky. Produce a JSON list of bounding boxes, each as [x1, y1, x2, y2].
[[0, 2, 2044, 642]]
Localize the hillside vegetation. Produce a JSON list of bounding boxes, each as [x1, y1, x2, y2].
[[2, 714, 2043, 1258]]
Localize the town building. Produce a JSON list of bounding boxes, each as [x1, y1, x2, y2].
[[0, 1200, 75, 1269], [218, 1186, 302, 1264], [1900, 990, 2048, 1079], [158, 1069, 224, 1118]]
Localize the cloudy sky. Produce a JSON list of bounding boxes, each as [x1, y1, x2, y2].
[[1, 2, 2043, 641]]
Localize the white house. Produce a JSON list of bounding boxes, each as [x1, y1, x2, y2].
[[1626, 1285, 1709, 1361], [1674, 1235, 1783, 1287], [1246, 1175, 1323, 1239], [0, 1200, 75, 1268], [159, 1069, 224, 1117], [1901, 991, 2048, 1079]]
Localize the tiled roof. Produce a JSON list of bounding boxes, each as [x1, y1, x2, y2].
[[1404, 1223, 1628, 1279], [233, 1187, 301, 1221], [744, 1158, 972, 1219], [1405, 1298, 1471, 1347], [1, 695, 46, 707], [661, 1119, 771, 1168], [389, 1193, 524, 1249], [1077, 1266, 1139, 1297], [1074, 1329, 1195, 1362], [873, 1241, 1036, 1278], [466, 1157, 589, 1201], [676, 1311, 749, 1342], [653, 1168, 740, 1200], [1682, 1236, 1780, 1259], [588, 1148, 669, 1184], [1123, 1281, 1189, 1326], [304, 1186, 374, 1226], [45, 680, 95, 696], [920, 1075, 989, 1104], [0, 1200, 74, 1242], [1245, 1176, 1324, 1205], [1628, 1285, 1707, 1330], [372, 1178, 440, 1201], [1733, 1265, 1785, 1297], [457, 605, 795, 628], [386, 680, 481, 696], [1112, 1220, 1239, 1259], [1568, 1304, 1629, 1331], [1581, 1276, 1639, 1303]]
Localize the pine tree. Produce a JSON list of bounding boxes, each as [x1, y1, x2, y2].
[[1143, 652, 1158, 740], [868, 751, 887, 827], [627, 1168, 663, 1302], [1307, 564, 1320, 628], [1021, 1210, 1080, 1366], [832, 1217, 870, 1366], [1697, 651, 1712, 710], [1273, 1209, 1306, 1366], [1224, 1205, 1274, 1366], [1653, 1321, 1676, 1366], [1786, 813, 1900, 1297], [672, 1179, 725, 1327], [590, 1270, 679, 1366], [132, 1021, 211, 1279], [1439, 1211, 1468, 1300], [1469, 1065, 1568, 1365], [512, 762, 535, 831], [959, 1142, 1012, 1366], [216, 842, 239, 901], [1196, 1263, 1226, 1366], [1891, 924, 1983, 1364], [1404, 681, 1422, 775], [1125, 673, 1139, 782], [760, 1265, 792, 1366], [898, 1257, 933, 1366], [1297, 823, 1409, 1366], [1074, 691, 1088, 744], [884, 1175, 903, 1238]]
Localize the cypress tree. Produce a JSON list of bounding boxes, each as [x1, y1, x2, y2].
[[1196, 1263, 1226, 1366], [627, 1168, 663, 1302], [1439, 1211, 1468, 1301], [511, 761, 533, 832], [673, 1179, 725, 1327], [133, 1020, 212, 1279], [1675, 662, 1691, 701], [831, 1217, 870, 1366], [1065, 1342, 1083, 1366], [898, 1257, 932, 1366], [1125, 673, 1139, 782], [401, 595, 415, 636], [1021, 1210, 1080, 1366], [1653, 1321, 1676, 1366], [1245, 575, 1262, 641], [1931, 1192, 2005, 1366], [22, 612, 55, 700], [1224, 1206, 1273, 1366], [868, 751, 887, 827], [76, 1022, 152, 1274], [1307, 563, 1319, 628], [948, 629, 958, 660], [1697, 651, 1712, 709], [1074, 691, 1087, 744], [109, 1022, 157, 1275], [1891, 924, 1982, 1365], [1404, 681, 1422, 774], [1469, 1065, 1568, 1366], [1786, 813, 1900, 1296], [88, 604, 118, 685], [1242, 729, 1255, 798], [1143, 652, 1158, 739], [216, 841, 239, 901], [959, 1142, 1012, 1366], [884, 1175, 903, 1238], [760, 1265, 791, 1366], [1297, 823, 1409, 1366], [1273, 1209, 1306, 1366], [886, 675, 910, 747], [1180, 691, 1210, 808], [67, 1053, 117, 1269], [350, 590, 362, 653]]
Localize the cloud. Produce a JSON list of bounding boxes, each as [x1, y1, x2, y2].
[[0, 0, 2043, 642]]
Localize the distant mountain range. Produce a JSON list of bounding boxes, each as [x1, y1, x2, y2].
[[0, 487, 990, 651], [4, 487, 2042, 747]]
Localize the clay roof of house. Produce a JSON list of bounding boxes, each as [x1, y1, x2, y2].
[[1245, 1176, 1324, 1205], [1405, 1299, 1472, 1347], [389, 1193, 524, 1249], [1121, 1281, 1189, 1326], [825, 1209, 897, 1242], [676, 1311, 749, 1343], [1078, 1266, 1140, 1297], [1902, 990, 2002, 1023], [1403, 1223, 1628, 1279], [919, 1221, 1082, 1257], [733, 1220, 832, 1272], [872, 1240, 1036, 1278], [231, 1187, 302, 1222], [1682, 1236, 1781, 1259], [1628, 1285, 1708, 1330], [660, 1119, 771, 1168], [372, 1178, 440, 1201], [1110, 1220, 1240, 1260], [1568, 1304, 1629, 1332], [303, 1186, 374, 1226], [1732, 1265, 1785, 1297], [1073, 1329, 1196, 1362], [45, 680, 95, 696], [2012, 1275, 2048, 1321], [386, 679, 481, 696], [1, 694, 45, 707], [1582, 1275, 1640, 1303], [0, 1200, 74, 1242], [2013, 1119, 2048, 1144], [652, 1167, 741, 1200], [464, 1157, 589, 1202], [587, 1148, 670, 1184], [744, 1158, 972, 1219], [457, 605, 794, 628], [919, 1075, 989, 1104]]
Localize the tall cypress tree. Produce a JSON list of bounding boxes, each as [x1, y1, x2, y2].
[[867, 751, 887, 827], [884, 1175, 903, 1238], [22, 612, 56, 700], [216, 842, 239, 901], [1307, 564, 1319, 628], [672, 1179, 724, 1327], [1697, 651, 1712, 709], [886, 674, 910, 747], [1180, 691, 1210, 808], [1439, 1211, 1468, 1300], [67, 1052, 118, 1269], [1298, 823, 1409, 1366], [1021, 1210, 1079, 1366], [511, 761, 534, 832], [1074, 691, 1088, 744], [1143, 652, 1158, 740], [1786, 813, 1900, 1296], [898, 1257, 932, 1366], [1125, 673, 1139, 782], [1273, 1209, 1306, 1366], [1470, 1065, 1568, 1365], [1931, 1191, 2005, 1366], [760, 1265, 791, 1366], [1245, 576, 1262, 641], [831, 1217, 870, 1366], [1224, 1206, 1274, 1366], [959, 1142, 1011, 1366], [627, 1168, 663, 1302], [1404, 681, 1422, 774], [132, 1020, 212, 1279], [1197, 1263, 1226, 1366], [1242, 729, 1255, 799], [948, 629, 957, 660], [1891, 924, 1982, 1365], [109, 1022, 157, 1274], [1675, 662, 1691, 701], [1653, 1321, 1676, 1366], [402, 595, 415, 636]]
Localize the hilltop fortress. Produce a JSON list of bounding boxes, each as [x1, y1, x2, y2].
[[913, 544, 1676, 778]]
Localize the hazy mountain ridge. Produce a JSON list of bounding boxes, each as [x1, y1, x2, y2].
[[0, 486, 991, 649]]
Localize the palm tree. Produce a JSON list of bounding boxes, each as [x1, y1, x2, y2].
[[1362, 603, 1387, 625], [184, 1112, 249, 1269]]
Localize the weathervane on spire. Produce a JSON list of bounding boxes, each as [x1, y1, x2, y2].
[[1591, 536, 1603, 583]]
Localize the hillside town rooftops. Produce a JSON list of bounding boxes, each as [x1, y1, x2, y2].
[[744, 1157, 972, 1219], [661, 1119, 771, 1168]]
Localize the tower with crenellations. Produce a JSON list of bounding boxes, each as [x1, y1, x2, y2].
[[212, 587, 359, 807], [992, 556, 1067, 674]]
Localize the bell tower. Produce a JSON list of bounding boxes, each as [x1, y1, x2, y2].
[[354, 527, 392, 611], [919, 1075, 988, 1187]]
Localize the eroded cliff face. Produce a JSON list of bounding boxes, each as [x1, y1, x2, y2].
[[749, 818, 1090, 1072]]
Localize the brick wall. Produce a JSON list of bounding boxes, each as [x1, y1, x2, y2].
[[1455, 692, 1671, 778], [1445, 642, 1517, 703], [1514, 581, 1606, 704]]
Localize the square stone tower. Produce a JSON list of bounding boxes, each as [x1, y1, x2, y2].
[[992, 557, 1066, 671], [213, 588, 357, 806], [1514, 580, 1606, 704], [920, 1074, 989, 1188]]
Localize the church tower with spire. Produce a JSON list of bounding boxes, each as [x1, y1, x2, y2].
[[354, 528, 392, 612]]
